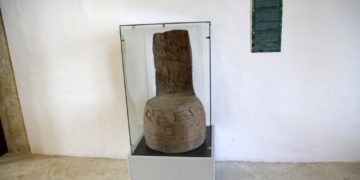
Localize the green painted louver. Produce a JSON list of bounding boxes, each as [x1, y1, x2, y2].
[[252, 0, 283, 52]]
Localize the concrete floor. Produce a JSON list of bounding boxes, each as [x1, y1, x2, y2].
[[0, 154, 129, 180], [0, 154, 359, 180], [216, 161, 360, 180]]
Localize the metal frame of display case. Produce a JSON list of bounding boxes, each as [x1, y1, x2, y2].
[[119, 21, 214, 180]]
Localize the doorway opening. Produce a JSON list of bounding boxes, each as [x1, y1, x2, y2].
[[0, 117, 8, 156]]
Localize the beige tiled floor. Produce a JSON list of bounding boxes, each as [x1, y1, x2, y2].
[[0, 154, 129, 180], [216, 161, 360, 180], [0, 153, 359, 180]]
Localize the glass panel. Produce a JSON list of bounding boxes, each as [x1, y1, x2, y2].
[[120, 22, 211, 153]]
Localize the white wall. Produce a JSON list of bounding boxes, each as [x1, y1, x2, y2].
[[1, 0, 359, 161]]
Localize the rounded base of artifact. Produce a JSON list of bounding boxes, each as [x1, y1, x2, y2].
[[143, 94, 206, 153]]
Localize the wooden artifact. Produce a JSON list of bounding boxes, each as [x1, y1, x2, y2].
[[144, 30, 206, 153]]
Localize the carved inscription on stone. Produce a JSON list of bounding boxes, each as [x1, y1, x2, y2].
[[152, 30, 194, 96], [144, 30, 206, 153]]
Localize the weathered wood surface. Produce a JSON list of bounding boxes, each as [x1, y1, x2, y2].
[[144, 30, 206, 153]]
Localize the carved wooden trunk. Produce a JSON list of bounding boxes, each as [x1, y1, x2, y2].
[[144, 30, 206, 153]]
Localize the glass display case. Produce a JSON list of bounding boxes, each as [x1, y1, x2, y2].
[[120, 22, 212, 156]]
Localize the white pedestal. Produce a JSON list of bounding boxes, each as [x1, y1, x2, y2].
[[128, 126, 214, 180]]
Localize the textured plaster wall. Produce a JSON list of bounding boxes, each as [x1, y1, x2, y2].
[[0, 0, 359, 161], [0, 10, 30, 153]]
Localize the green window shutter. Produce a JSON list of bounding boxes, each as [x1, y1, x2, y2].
[[252, 0, 283, 52]]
